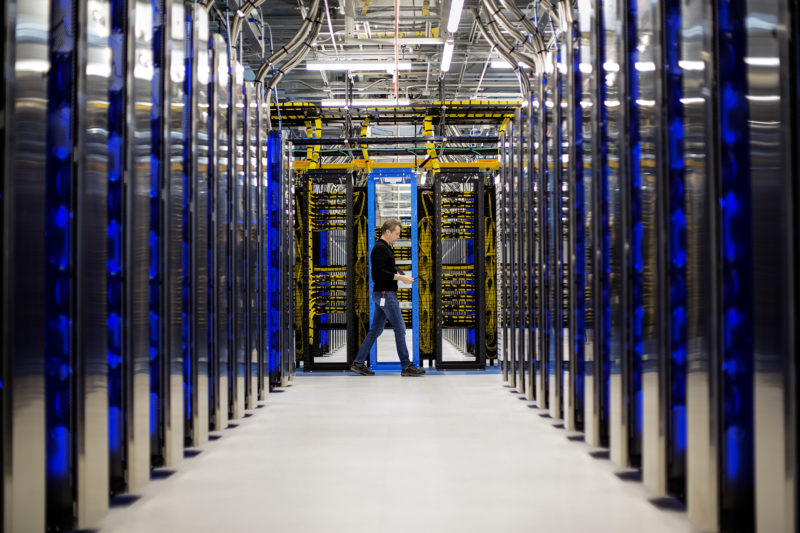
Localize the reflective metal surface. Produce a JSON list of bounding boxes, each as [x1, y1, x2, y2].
[[209, 34, 229, 431], [230, 59, 246, 420], [161, 0, 185, 467], [3, 0, 49, 528], [681, 0, 719, 527], [187, 3, 210, 447], [637, 0, 669, 496], [75, 0, 111, 525], [749, 0, 797, 530], [126, 0, 154, 492], [245, 81, 258, 409]]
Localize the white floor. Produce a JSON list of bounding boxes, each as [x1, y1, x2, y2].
[[95, 374, 694, 533], [324, 331, 476, 364]]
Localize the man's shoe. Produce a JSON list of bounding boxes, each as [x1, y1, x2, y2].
[[401, 364, 426, 376], [350, 362, 375, 376]]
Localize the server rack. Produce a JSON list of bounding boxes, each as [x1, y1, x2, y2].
[[267, 131, 295, 387], [3, 0, 49, 529], [417, 185, 435, 367], [244, 81, 259, 409], [108, 0, 154, 497], [229, 60, 246, 419], [209, 33, 229, 430], [433, 170, 487, 370], [183, 3, 210, 447], [158, 0, 186, 468], [300, 170, 361, 371], [281, 137, 297, 385]]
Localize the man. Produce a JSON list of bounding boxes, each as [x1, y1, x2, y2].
[[350, 219, 426, 376]]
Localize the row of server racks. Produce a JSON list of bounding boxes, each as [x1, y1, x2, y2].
[[294, 169, 498, 371], [495, 0, 798, 531], [1, 0, 296, 531]]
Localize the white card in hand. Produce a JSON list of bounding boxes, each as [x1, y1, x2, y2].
[[379, 297, 386, 307]]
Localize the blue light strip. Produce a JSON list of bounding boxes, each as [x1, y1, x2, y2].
[[572, 23, 585, 421], [45, 0, 75, 513], [717, 0, 754, 519], [627, 0, 644, 443], [149, 0, 164, 445], [108, 0, 125, 481], [665, 0, 687, 471], [268, 132, 281, 382]]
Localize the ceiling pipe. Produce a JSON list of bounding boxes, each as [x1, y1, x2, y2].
[[483, 0, 544, 56], [263, 17, 324, 129], [253, 0, 322, 79], [230, 0, 267, 50], [473, 9, 530, 99], [478, 3, 541, 72]]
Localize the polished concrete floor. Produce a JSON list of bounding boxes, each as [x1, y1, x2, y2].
[[96, 373, 694, 533]]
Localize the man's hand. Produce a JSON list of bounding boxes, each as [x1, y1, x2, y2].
[[397, 275, 415, 284]]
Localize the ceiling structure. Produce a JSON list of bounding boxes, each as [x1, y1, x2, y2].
[[205, 0, 562, 162], [212, 1, 539, 120]]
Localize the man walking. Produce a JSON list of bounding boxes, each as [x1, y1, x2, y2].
[[350, 220, 426, 376]]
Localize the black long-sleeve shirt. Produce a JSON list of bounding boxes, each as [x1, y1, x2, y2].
[[371, 238, 402, 292]]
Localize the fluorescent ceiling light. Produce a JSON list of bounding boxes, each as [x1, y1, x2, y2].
[[441, 39, 455, 72], [321, 98, 411, 107], [491, 59, 513, 69], [306, 61, 412, 73], [447, 0, 465, 33]]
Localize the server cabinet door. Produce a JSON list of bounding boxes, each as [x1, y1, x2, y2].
[[127, 0, 154, 492], [681, 0, 720, 528], [75, 0, 112, 526], [3, 0, 49, 529], [184, 2, 210, 447], [160, 0, 186, 468], [230, 60, 246, 420], [750, 0, 798, 530], [244, 81, 259, 409], [209, 34, 229, 431]]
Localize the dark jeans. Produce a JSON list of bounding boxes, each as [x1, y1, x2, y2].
[[353, 291, 411, 367]]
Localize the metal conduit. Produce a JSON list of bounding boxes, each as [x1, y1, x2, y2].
[[473, 10, 531, 98], [254, 0, 322, 80], [264, 18, 323, 129]]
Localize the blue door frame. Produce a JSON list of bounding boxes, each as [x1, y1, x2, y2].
[[367, 169, 419, 370]]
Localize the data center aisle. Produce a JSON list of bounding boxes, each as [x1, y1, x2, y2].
[[96, 375, 692, 533]]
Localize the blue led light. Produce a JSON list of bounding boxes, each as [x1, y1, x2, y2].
[[627, 0, 644, 441], [717, 0, 754, 511], [665, 0, 687, 474]]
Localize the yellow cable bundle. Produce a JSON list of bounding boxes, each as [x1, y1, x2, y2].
[[423, 115, 440, 173]]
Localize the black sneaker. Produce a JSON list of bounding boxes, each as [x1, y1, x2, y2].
[[401, 364, 426, 377], [350, 362, 375, 376]]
